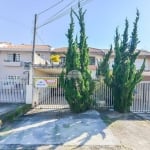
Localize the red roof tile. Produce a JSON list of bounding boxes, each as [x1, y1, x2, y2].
[[0, 43, 51, 52], [52, 47, 105, 55]]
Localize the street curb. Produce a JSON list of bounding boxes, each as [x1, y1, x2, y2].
[[0, 104, 31, 128]]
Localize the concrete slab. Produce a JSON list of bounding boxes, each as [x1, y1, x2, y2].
[[0, 110, 121, 149]]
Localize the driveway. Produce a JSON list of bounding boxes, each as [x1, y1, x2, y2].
[[101, 111, 150, 150], [0, 109, 121, 150]]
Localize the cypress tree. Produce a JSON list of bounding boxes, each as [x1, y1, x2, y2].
[[60, 4, 95, 113], [97, 10, 145, 113]]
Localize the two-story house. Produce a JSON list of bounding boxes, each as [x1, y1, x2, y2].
[[107, 49, 150, 81], [48, 47, 105, 79], [0, 42, 51, 81], [46, 47, 150, 80], [1, 42, 150, 81]]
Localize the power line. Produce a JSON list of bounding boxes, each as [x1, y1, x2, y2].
[[33, 0, 93, 44], [37, 0, 76, 29], [37, 0, 65, 16], [37, 0, 86, 29], [37, 0, 92, 29]]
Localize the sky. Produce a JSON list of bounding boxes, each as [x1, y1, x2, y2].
[[0, 0, 150, 50]]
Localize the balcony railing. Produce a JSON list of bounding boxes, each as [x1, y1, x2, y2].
[[3, 60, 21, 67], [33, 62, 65, 68]]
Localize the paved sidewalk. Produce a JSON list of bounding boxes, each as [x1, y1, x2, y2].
[[0, 103, 31, 128], [0, 110, 121, 149], [136, 113, 150, 120]]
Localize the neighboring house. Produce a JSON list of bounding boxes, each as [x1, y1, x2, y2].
[[108, 49, 150, 81], [0, 42, 51, 81], [44, 47, 150, 80], [0, 42, 150, 81], [47, 47, 105, 79]]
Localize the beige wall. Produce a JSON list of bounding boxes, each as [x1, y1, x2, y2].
[[0, 50, 50, 79], [143, 76, 150, 81], [145, 56, 150, 70], [1, 45, 150, 81], [108, 56, 150, 70], [34, 69, 49, 77], [34, 53, 46, 65], [0, 51, 24, 78]]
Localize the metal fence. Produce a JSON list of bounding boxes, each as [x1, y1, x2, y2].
[[33, 76, 69, 109], [91, 81, 114, 109], [0, 79, 26, 103], [33, 75, 150, 113], [92, 81, 150, 113], [130, 81, 150, 113]]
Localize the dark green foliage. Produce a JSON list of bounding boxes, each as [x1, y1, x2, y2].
[[97, 10, 145, 113], [60, 4, 95, 113]]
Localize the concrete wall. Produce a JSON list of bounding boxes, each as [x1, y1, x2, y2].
[[34, 53, 46, 65], [34, 69, 49, 77]]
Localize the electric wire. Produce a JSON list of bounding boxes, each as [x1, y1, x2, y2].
[[37, 0, 93, 29], [37, 0, 88, 29], [37, 0, 76, 29], [37, 0, 65, 16], [35, 0, 93, 45]]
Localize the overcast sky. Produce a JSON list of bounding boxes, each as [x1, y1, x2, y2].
[[0, 0, 150, 50]]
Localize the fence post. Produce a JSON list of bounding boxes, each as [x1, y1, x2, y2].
[[26, 84, 32, 104]]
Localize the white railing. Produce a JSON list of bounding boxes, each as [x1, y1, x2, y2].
[[130, 81, 150, 113], [91, 81, 113, 109], [32, 76, 150, 113], [0, 79, 26, 103], [92, 81, 150, 113], [33, 76, 69, 109]]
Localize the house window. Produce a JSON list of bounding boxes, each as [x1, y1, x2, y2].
[[135, 59, 146, 70], [89, 57, 95, 65], [7, 53, 20, 62], [7, 75, 20, 80], [60, 57, 66, 64]]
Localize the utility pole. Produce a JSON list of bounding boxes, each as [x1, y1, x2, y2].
[[32, 14, 37, 65], [31, 14, 37, 107]]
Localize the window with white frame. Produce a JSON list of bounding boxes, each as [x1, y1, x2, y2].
[[89, 57, 95, 65], [60, 57, 66, 64], [6, 53, 20, 62], [7, 75, 20, 80]]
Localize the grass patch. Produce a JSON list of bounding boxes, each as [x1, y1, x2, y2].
[[1, 104, 31, 124], [101, 114, 115, 125]]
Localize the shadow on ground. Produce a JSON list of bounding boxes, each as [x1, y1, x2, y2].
[[0, 109, 121, 150]]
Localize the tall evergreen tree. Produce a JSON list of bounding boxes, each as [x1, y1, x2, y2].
[[60, 4, 94, 113], [97, 10, 145, 113]]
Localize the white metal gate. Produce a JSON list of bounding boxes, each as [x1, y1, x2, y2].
[[0, 79, 26, 103], [33, 76, 150, 112], [92, 81, 114, 109], [33, 76, 69, 109], [130, 82, 150, 113]]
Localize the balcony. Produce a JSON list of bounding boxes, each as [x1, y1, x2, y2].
[[3, 60, 21, 67], [33, 62, 65, 74]]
